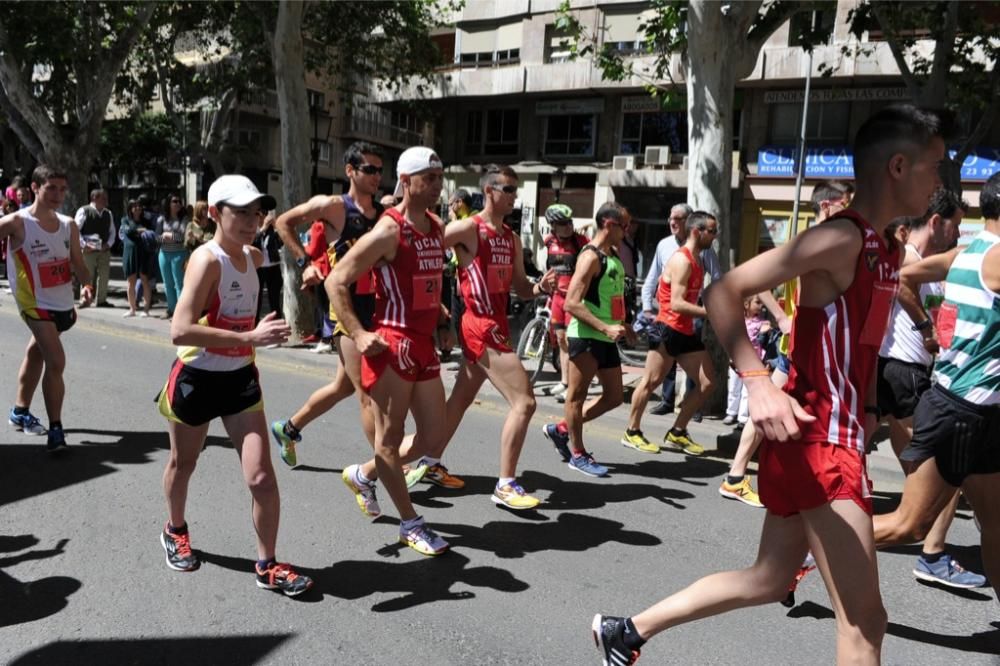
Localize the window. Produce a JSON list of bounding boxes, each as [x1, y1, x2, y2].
[[231, 129, 261, 149], [544, 24, 573, 64], [769, 101, 850, 145], [619, 110, 688, 155], [495, 48, 520, 65], [431, 32, 456, 67], [788, 10, 835, 47], [465, 109, 519, 155], [604, 11, 644, 55], [544, 114, 596, 157], [307, 89, 325, 110]]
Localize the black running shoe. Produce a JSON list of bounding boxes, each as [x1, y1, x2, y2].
[[255, 561, 313, 597], [592, 614, 640, 665], [46, 426, 68, 453], [160, 525, 199, 572]]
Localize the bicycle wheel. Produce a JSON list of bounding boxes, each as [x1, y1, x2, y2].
[[516, 316, 551, 386], [617, 328, 650, 367]]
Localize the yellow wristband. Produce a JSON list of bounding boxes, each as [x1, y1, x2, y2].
[[737, 368, 771, 379]]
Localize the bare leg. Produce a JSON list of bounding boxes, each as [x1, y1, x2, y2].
[[673, 351, 715, 432], [961, 472, 1000, 597], [479, 349, 537, 478], [223, 410, 279, 560], [289, 364, 355, 431], [140, 273, 153, 313], [18, 321, 66, 423], [15, 337, 44, 410], [126, 275, 138, 313], [564, 351, 599, 455], [163, 418, 211, 528], [555, 328, 569, 386], [369, 368, 419, 521], [874, 457, 956, 547], [627, 345, 672, 431]]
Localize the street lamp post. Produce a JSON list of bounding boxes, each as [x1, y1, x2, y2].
[[311, 103, 333, 196], [551, 167, 567, 204]]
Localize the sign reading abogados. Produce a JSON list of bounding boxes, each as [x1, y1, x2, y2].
[[757, 146, 1000, 181]]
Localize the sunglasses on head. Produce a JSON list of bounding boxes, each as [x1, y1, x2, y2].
[[356, 164, 383, 175]]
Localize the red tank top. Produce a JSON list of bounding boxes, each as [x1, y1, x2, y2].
[[784, 210, 901, 452], [374, 208, 445, 338], [655, 246, 703, 335], [459, 214, 515, 321]]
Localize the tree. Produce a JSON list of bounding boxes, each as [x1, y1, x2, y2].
[[840, 1, 1000, 193], [0, 1, 156, 210]]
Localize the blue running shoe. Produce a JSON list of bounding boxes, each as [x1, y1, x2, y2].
[[9, 408, 46, 435], [568, 452, 608, 477], [270, 420, 300, 467], [913, 554, 986, 589], [543, 423, 571, 461], [46, 426, 67, 452]]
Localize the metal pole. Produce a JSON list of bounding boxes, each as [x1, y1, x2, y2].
[[790, 14, 816, 239]]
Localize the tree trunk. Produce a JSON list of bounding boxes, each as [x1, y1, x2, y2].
[[268, 0, 315, 341]]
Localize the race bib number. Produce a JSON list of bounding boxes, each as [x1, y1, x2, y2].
[[859, 281, 898, 347], [935, 302, 958, 349], [38, 258, 71, 289], [412, 274, 441, 310], [487, 264, 510, 294], [611, 294, 626, 322], [207, 314, 255, 357], [355, 270, 375, 295]]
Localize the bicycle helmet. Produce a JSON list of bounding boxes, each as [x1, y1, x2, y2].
[[544, 203, 574, 225]]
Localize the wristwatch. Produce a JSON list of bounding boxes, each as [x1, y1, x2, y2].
[[295, 256, 307, 269], [911, 318, 932, 332]]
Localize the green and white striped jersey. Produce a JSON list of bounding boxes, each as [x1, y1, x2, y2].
[[933, 230, 1000, 405]]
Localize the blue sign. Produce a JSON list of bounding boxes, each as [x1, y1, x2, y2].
[[756, 145, 1000, 182]]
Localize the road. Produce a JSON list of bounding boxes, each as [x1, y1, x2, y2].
[[0, 294, 996, 665]]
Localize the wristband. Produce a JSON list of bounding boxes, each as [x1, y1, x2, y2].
[[737, 369, 770, 379], [911, 318, 933, 332]]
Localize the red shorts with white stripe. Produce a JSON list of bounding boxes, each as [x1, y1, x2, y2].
[[550, 291, 571, 329], [361, 327, 440, 392], [758, 440, 872, 518], [461, 313, 513, 363]]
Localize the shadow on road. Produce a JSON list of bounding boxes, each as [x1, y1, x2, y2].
[[602, 455, 730, 487], [0, 430, 229, 507], [9, 634, 293, 665], [0, 534, 81, 629], [198, 549, 528, 613], [788, 600, 1000, 654]]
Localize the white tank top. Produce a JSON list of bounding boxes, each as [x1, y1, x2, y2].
[[177, 241, 259, 372], [6, 210, 75, 314], [879, 244, 944, 367]]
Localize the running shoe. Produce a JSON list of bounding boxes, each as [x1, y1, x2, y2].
[[718, 477, 763, 508], [399, 518, 450, 556], [403, 462, 430, 489], [9, 408, 46, 435], [491, 481, 541, 510], [255, 561, 313, 597], [543, 423, 571, 461], [592, 614, 641, 666], [621, 430, 660, 454], [722, 415, 738, 426], [913, 554, 986, 589], [568, 452, 608, 477], [160, 525, 199, 572], [46, 426, 67, 453], [422, 463, 465, 489], [781, 553, 816, 607], [270, 420, 300, 467], [663, 428, 705, 456], [341, 465, 382, 519]]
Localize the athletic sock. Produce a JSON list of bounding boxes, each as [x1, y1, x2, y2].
[[670, 426, 685, 435], [401, 516, 423, 531], [420, 457, 440, 467], [497, 477, 515, 488], [283, 420, 300, 439], [556, 421, 568, 434], [166, 522, 188, 535], [256, 558, 276, 571], [12, 405, 28, 416], [726, 474, 745, 486], [622, 617, 646, 650], [50, 421, 63, 431], [626, 429, 642, 437], [352, 466, 373, 487], [921, 551, 945, 563]]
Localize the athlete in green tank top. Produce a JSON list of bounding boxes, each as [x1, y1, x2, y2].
[[567, 246, 626, 342]]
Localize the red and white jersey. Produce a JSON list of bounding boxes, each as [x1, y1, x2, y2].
[[8, 210, 76, 314], [459, 214, 515, 321], [784, 210, 901, 452], [654, 246, 703, 335], [375, 208, 445, 338]]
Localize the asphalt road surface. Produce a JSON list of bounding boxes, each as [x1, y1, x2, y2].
[[0, 298, 996, 665]]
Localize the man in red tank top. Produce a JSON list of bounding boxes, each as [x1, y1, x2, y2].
[[591, 106, 946, 665], [622, 212, 718, 457], [328, 146, 451, 557], [389, 164, 556, 509]]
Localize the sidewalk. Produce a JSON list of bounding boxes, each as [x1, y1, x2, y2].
[[0, 262, 907, 492]]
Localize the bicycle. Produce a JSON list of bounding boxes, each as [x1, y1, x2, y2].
[[616, 276, 649, 366], [516, 293, 560, 386]]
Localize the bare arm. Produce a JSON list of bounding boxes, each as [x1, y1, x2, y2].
[[443, 217, 477, 262], [0, 212, 24, 245], [67, 223, 93, 304], [565, 249, 627, 341], [757, 289, 791, 334], [898, 247, 960, 326], [274, 195, 344, 262], [667, 253, 707, 319], [510, 234, 555, 300]]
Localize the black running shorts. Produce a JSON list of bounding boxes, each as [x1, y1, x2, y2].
[[156, 359, 263, 426], [647, 321, 705, 358], [900, 384, 1000, 487], [568, 336, 621, 370], [876, 356, 932, 420]]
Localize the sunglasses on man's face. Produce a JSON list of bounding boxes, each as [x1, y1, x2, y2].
[[494, 184, 518, 195], [356, 164, 383, 176]]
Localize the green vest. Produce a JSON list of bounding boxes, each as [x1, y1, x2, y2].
[[567, 246, 625, 342]]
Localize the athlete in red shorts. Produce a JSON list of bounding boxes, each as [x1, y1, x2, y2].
[[591, 105, 946, 665], [394, 164, 556, 509], [542, 204, 588, 394], [329, 145, 451, 556]]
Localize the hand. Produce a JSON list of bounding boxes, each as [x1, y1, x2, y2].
[[623, 326, 637, 345], [352, 329, 389, 356], [922, 334, 940, 354], [863, 411, 880, 451], [778, 317, 792, 336], [79, 285, 95, 307], [745, 376, 816, 442], [437, 327, 455, 352], [300, 264, 323, 288], [540, 268, 557, 295], [760, 321, 772, 334], [602, 323, 627, 341], [249, 311, 291, 347]]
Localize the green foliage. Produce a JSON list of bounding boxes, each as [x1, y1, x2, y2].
[[99, 112, 180, 182]]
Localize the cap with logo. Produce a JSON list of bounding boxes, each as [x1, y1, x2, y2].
[[207, 175, 277, 211], [393, 146, 443, 198]]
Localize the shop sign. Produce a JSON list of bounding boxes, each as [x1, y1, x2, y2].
[[536, 99, 605, 116], [757, 145, 1000, 182], [763, 87, 909, 104]]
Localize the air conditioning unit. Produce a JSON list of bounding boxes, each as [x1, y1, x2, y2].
[[644, 145, 671, 167], [612, 155, 637, 170]]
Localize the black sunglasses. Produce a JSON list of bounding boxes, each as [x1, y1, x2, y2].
[[495, 185, 517, 194], [356, 164, 383, 175]]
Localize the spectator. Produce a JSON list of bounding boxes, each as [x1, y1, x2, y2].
[[119, 199, 154, 318], [4, 175, 22, 204], [155, 193, 189, 319], [254, 210, 284, 321], [184, 200, 215, 252], [74, 188, 116, 308]]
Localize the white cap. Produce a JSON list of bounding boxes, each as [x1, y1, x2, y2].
[[392, 146, 443, 198], [207, 175, 277, 210]]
